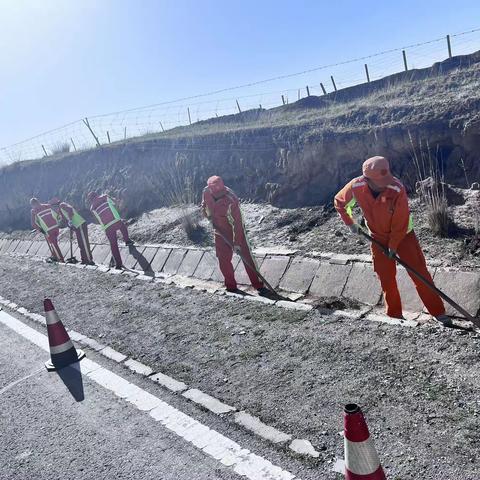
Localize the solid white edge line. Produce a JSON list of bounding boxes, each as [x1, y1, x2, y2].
[[0, 309, 297, 480]]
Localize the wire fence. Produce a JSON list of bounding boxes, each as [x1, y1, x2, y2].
[[2, 27, 480, 165]]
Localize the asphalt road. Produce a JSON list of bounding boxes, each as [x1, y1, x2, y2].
[[0, 318, 246, 480]]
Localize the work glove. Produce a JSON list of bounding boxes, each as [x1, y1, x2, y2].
[[348, 223, 362, 235], [67, 221, 73, 229], [385, 248, 397, 259]]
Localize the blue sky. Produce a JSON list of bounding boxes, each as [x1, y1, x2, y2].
[[1, 0, 479, 149]]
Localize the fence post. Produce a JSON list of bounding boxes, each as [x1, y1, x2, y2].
[[187, 108, 192, 125], [159, 121, 165, 132], [281, 95, 286, 105], [236, 99, 241, 113], [70, 138, 77, 151], [331, 75, 337, 91], [42, 145, 48, 157], [297, 89, 300, 100], [106, 131, 111, 144], [446, 34, 452, 58], [402, 50, 408, 71], [364, 64, 370, 83], [124, 126, 127, 140], [320, 83, 327, 95], [306, 86, 310, 97], [82, 118, 101, 146]]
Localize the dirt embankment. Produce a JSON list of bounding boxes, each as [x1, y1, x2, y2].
[[1, 52, 480, 231]]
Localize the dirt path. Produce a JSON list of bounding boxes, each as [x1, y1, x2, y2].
[[1, 255, 479, 479]]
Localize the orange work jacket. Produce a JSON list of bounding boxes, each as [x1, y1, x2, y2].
[[334, 175, 413, 251]]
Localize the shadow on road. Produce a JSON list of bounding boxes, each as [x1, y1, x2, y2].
[[56, 362, 85, 402], [128, 245, 154, 276]]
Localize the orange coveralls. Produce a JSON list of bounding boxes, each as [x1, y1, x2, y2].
[[202, 186, 263, 290], [334, 176, 445, 318]]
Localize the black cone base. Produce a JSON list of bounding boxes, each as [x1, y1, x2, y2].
[[45, 348, 86, 372]]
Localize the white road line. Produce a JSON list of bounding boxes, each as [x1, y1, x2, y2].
[[0, 310, 297, 480]]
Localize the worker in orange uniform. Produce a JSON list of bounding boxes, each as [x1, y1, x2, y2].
[[202, 176, 268, 294], [30, 197, 65, 262], [334, 156, 451, 326], [49, 197, 94, 265], [87, 191, 133, 269]]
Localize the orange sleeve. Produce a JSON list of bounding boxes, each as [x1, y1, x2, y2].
[[334, 180, 355, 226], [229, 197, 245, 244], [388, 189, 410, 251]]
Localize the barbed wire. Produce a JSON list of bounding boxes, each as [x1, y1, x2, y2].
[[1, 27, 480, 165]]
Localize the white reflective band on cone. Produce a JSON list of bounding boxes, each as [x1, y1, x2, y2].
[[45, 310, 60, 326], [345, 437, 381, 475], [49, 340, 75, 355]]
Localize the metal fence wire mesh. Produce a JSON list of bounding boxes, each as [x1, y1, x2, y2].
[[1, 28, 480, 165]]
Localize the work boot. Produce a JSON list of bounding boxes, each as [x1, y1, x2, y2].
[[435, 314, 453, 328], [125, 239, 134, 246], [257, 287, 270, 297], [226, 287, 241, 293]]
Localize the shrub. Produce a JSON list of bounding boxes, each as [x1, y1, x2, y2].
[[51, 142, 71, 154], [409, 132, 451, 237]]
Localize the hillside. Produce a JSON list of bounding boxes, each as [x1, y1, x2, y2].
[[0, 51, 480, 231]]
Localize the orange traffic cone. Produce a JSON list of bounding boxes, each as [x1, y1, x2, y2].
[[44, 298, 85, 371], [344, 404, 386, 479]]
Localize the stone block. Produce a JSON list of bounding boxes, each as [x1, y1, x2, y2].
[[28, 242, 43, 256], [13, 240, 29, 255], [235, 255, 265, 286], [258, 255, 291, 289], [329, 253, 352, 265], [177, 249, 204, 277], [162, 248, 187, 275], [124, 246, 146, 269], [234, 411, 291, 444], [309, 262, 352, 298], [182, 388, 236, 415], [150, 248, 172, 272], [92, 244, 112, 265], [394, 266, 436, 313], [58, 242, 69, 259], [433, 269, 480, 317], [36, 242, 52, 257], [150, 372, 188, 393], [6, 240, 21, 253], [279, 257, 320, 294], [134, 246, 158, 273], [193, 251, 218, 280], [100, 346, 127, 363], [124, 358, 153, 376], [342, 263, 382, 305]]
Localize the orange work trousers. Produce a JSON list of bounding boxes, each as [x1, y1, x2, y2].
[[371, 232, 445, 318]]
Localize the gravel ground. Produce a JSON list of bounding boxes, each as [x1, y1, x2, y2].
[[1, 255, 479, 479]]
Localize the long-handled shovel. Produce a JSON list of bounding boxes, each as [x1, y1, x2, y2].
[[359, 229, 479, 328], [211, 222, 281, 298]]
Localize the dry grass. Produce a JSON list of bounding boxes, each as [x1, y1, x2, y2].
[[409, 131, 451, 237], [164, 154, 205, 240], [51, 142, 71, 154]]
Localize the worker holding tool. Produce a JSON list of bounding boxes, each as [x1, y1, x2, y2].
[[334, 156, 452, 326], [30, 197, 64, 263], [49, 197, 94, 265], [201, 176, 269, 295], [87, 191, 133, 269]]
